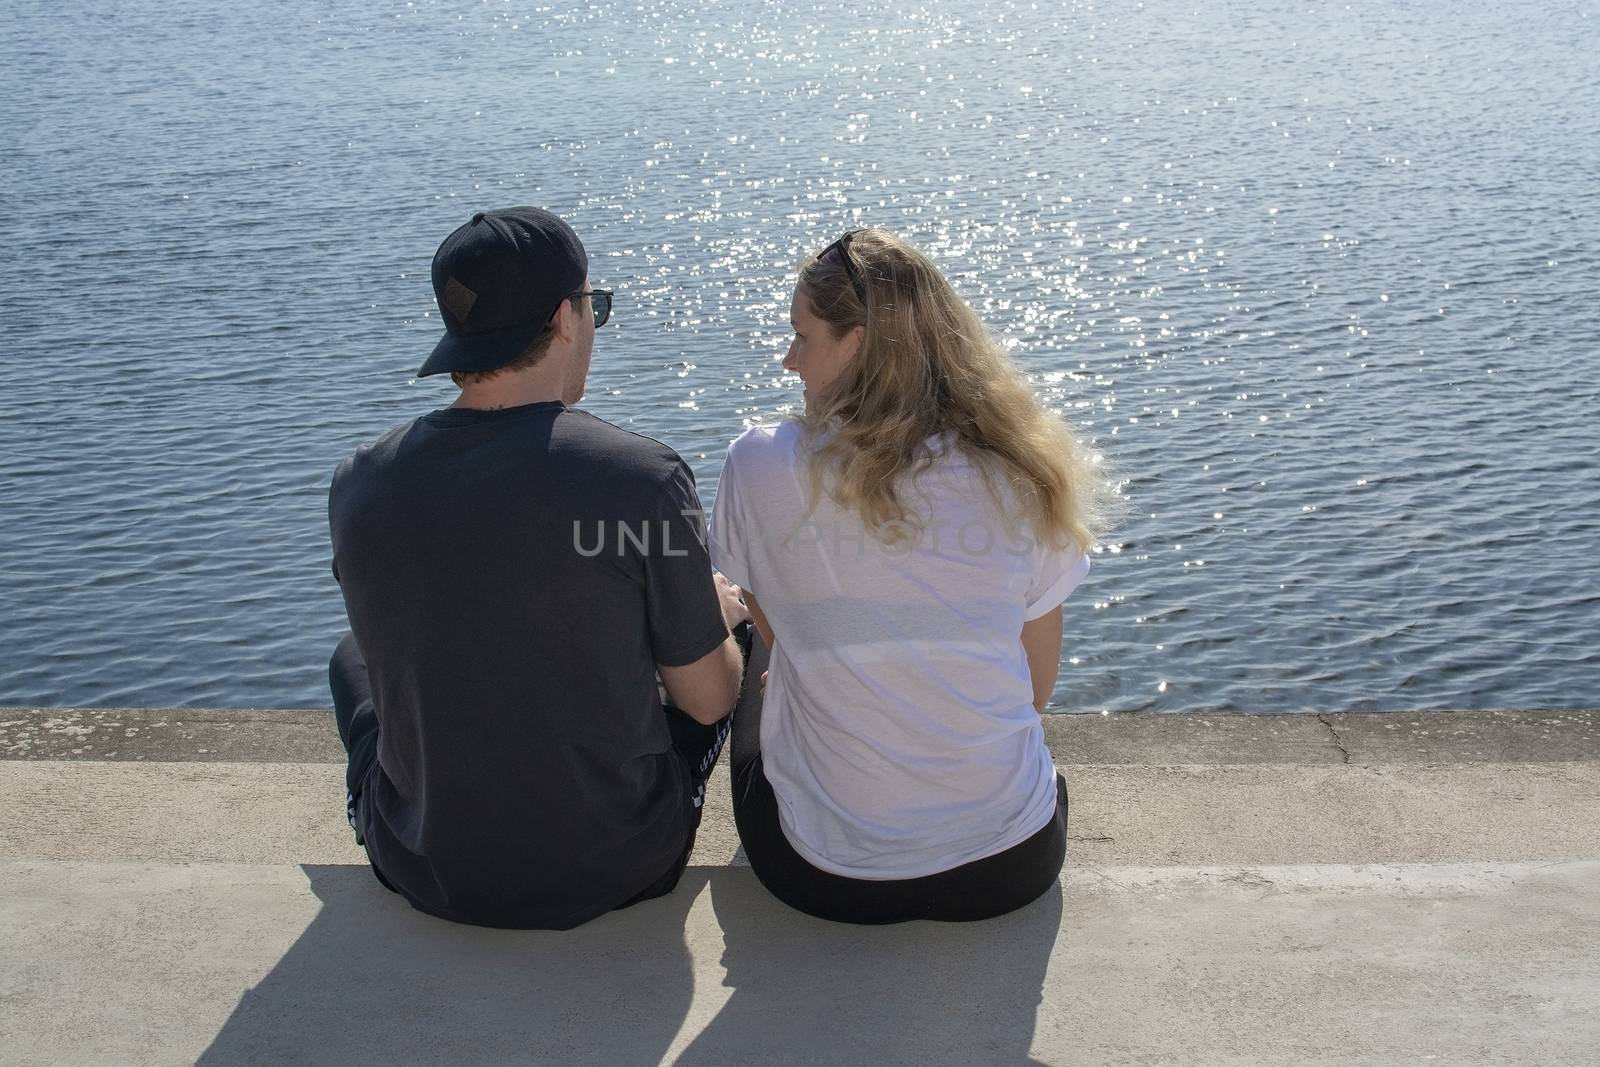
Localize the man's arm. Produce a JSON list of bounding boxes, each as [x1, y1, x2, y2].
[[658, 639, 742, 725], [1020, 604, 1064, 713], [658, 573, 749, 725]]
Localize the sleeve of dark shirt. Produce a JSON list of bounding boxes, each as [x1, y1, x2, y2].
[[644, 461, 730, 667]]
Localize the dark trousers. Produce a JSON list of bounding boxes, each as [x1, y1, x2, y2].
[[730, 633, 1068, 925], [328, 624, 755, 908]]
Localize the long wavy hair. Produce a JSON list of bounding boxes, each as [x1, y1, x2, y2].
[[795, 227, 1107, 553]]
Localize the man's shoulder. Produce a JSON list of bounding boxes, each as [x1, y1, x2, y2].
[[331, 416, 427, 486], [560, 408, 690, 483], [564, 407, 684, 458]]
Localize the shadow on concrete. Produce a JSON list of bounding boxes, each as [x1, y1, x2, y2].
[[197, 862, 1062, 1065], [674, 872, 1063, 1066], [196, 863, 707, 1067]]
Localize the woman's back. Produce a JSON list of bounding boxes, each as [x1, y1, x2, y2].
[[710, 419, 1088, 878]]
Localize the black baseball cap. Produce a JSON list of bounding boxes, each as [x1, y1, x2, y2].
[[417, 207, 589, 378]]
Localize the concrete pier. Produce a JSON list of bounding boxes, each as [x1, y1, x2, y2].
[[2, 707, 1597, 1065]]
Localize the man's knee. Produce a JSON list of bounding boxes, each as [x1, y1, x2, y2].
[[330, 632, 361, 681], [329, 633, 370, 746]]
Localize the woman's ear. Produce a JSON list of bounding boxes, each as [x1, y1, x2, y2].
[[844, 323, 866, 360]]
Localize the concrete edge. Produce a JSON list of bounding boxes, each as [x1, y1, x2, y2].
[[2, 706, 1596, 766]]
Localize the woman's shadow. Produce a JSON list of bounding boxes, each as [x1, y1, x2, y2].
[[196, 863, 709, 1067], [676, 873, 1064, 1066]]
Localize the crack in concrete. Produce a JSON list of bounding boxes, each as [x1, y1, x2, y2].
[[1317, 713, 1353, 765], [1080, 865, 1133, 891]]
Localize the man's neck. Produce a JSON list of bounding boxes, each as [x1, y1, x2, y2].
[[451, 374, 565, 411]]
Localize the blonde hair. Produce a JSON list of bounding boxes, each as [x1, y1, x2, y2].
[[795, 228, 1107, 553]]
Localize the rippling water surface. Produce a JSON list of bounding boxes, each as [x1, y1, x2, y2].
[[4, 0, 1598, 712]]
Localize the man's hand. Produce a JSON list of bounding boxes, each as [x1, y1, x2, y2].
[[715, 571, 751, 629]]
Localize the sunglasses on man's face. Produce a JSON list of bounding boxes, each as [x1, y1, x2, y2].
[[817, 230, 867, 304], [570, 289, 614, 329]]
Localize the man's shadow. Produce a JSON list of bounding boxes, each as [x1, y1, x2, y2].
[[676, 874, 1064, 1066], [196, 863, 708, 1067]]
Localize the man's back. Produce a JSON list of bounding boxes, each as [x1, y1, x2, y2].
[[330, 400, 729, 929]]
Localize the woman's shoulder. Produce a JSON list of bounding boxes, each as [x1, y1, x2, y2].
[[727, 418, 808, 469]]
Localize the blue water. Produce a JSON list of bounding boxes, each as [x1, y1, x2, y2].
[[3, 0, 1598, 712]]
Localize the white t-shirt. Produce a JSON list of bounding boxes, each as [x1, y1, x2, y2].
[[708, 420, 1090, 879]]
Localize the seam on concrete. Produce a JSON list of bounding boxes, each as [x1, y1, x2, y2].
[[8, 708, 1600, 766], [1317, 713, 1353, 765]]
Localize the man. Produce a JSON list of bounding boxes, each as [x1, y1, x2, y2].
[[328, 207, 750, 929]]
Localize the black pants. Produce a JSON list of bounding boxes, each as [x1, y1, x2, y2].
[[731, 633, 1068, 925], [328, 624, 754, 909]]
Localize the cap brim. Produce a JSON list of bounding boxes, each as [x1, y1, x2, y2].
[[416, 318, 551, 378]]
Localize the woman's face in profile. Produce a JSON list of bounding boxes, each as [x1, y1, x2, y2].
[[783, 286, 862, 409]]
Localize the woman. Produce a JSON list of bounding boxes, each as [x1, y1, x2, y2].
[[708, 228, 1107, 924]]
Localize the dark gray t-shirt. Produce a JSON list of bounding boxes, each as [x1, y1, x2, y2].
[[329, 401, 728, 929]]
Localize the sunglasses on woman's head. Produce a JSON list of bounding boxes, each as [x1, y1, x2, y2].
[[817, 230, 868, 305]]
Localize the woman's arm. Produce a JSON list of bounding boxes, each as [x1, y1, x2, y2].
[[1020, 605, 1064, 712]]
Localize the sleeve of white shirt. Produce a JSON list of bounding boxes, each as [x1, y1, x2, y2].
[[707, 445, 753, 590], [1024, 537, 1091, 620]]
